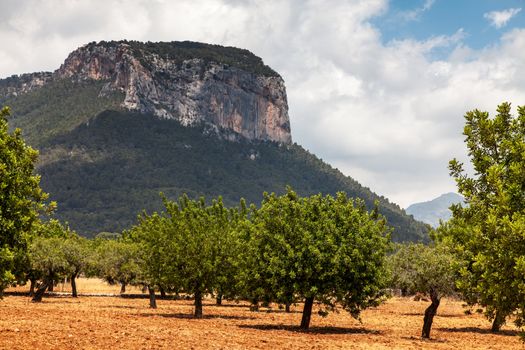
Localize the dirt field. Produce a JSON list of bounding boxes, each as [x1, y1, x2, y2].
[[0, 279, 522, 349]]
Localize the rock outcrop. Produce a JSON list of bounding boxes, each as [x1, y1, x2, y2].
[[2, 41, 292, 144], [0, 72, 52, 97]]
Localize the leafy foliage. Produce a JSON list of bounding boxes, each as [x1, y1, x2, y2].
[[438, 102, 525, 332], [0, 106, 51, 294], [244, 188, 390, 329], [387, 243, 457, 297], [387, 243, 458, 338], [138, 195, 243, 317], [93, 238, 141, 292]]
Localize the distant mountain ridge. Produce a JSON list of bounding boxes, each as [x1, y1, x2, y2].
[[0, 40, 429, 241], [406, 192, 464, 227]]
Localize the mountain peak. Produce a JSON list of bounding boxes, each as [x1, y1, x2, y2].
[[406, 192, 463, 227], [3, 40, 292, 144]]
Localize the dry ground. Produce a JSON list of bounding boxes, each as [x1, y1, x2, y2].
[[0, 279, 523, 349]]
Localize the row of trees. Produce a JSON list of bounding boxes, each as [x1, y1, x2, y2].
[[124, 189, 389, 328], [2, 102, 525, 338], [19, 190, 391, 330]]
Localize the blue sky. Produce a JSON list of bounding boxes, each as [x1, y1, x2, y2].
[[376, 0, 524, 50], [1, 0, 525, 207]]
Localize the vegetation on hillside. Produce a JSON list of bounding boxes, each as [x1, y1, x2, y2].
[[90, 40, 280, 77], [34, 110, 428, 241], [1, 79, 123, 145]]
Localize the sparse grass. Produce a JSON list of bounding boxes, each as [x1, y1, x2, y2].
[[0, 279, 521, 349]]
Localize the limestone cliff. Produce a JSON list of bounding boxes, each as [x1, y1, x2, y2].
[[2, 41, 292, 144]]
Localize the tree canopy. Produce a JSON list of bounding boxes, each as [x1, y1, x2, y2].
[[388, 243, 458, 338], [244, 188, 391, 329], [438, 102, 525, 332], [0, 106, 52, 294]]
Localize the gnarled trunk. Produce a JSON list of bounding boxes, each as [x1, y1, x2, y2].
[[250, 298, 259, 311], [285, 301, 291, 313], [194, 289, 203, 318], [491, 310, 505, 332], [421, 289, 440, 338], [71, 272, 78, 298], [160, 287, 166, 298], [29, 278, 36, 297], [120, 283, 126, 294], [216, 293, 223, 305], [32, 280, 50, 302], [148, 286, 157, 309], [300, 296, 314, 330]]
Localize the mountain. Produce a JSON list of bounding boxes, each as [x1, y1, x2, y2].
[[0, 40, 428, 242], [406, 192, 464, 227]]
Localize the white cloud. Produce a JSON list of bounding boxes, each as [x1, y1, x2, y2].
[[484, 8, 521, 29], [1, 0, 525, 208], [400, 0, 435, 22]]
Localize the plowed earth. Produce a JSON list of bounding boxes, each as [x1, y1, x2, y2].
[[0, 279, 522, 349]]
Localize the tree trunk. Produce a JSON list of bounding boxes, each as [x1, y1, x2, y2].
[[32, 280, 49, 302], [421, 289, 440, 338], [148, 286, 157, 309], [71, 273, 78, 298], [160, 287, 166, 298], [250, 298, 259, 311], [194, 289, 203, 318], [29, 278, 36, 297], [285, 301, 291, 313], [491, 310, 505, 332], [120, 283, 126, 294], [300, 296, 315, 330], [216, 293, 223, 305], [48, 280, 54, 292]]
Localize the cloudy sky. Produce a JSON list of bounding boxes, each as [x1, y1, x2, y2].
[[1, 0, 525, 208]]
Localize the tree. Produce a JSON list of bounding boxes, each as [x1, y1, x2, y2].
[[126, 212, 171, 308], [247, 188, 390, 329], [94, 238, 140, 294], [439, 102, 525, 332], [387, 243, 457, 338], [0, 106, 52, 295], [28, 220, 72, 301], [62, 234, 92, 297], [29, 236, 68, 302]]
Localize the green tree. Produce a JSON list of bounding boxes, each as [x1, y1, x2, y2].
[[0, 106, 52, 295], [28, 220, 70, 301], [387, 243, 458, 338], [94, 238, 140, 294], [126, 212, 171, 308], [29, 236, 68, 302], [62, 234, 92, 297], [247, 188, 390, 329], [439, 102, 525, 332], [161, 195, 242, 318]]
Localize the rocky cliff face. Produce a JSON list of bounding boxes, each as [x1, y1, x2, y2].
[[0, 72, 52, 97], [16, 41, 291, 144]]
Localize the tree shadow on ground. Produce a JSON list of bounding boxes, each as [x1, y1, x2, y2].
[[238, 324, 381, 335], [204, 303, 249, 309], [437, 327, 519, 336], [139, 313, 254, 320], [400, 336, 447, 343], [401, 312, 464, 318]]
